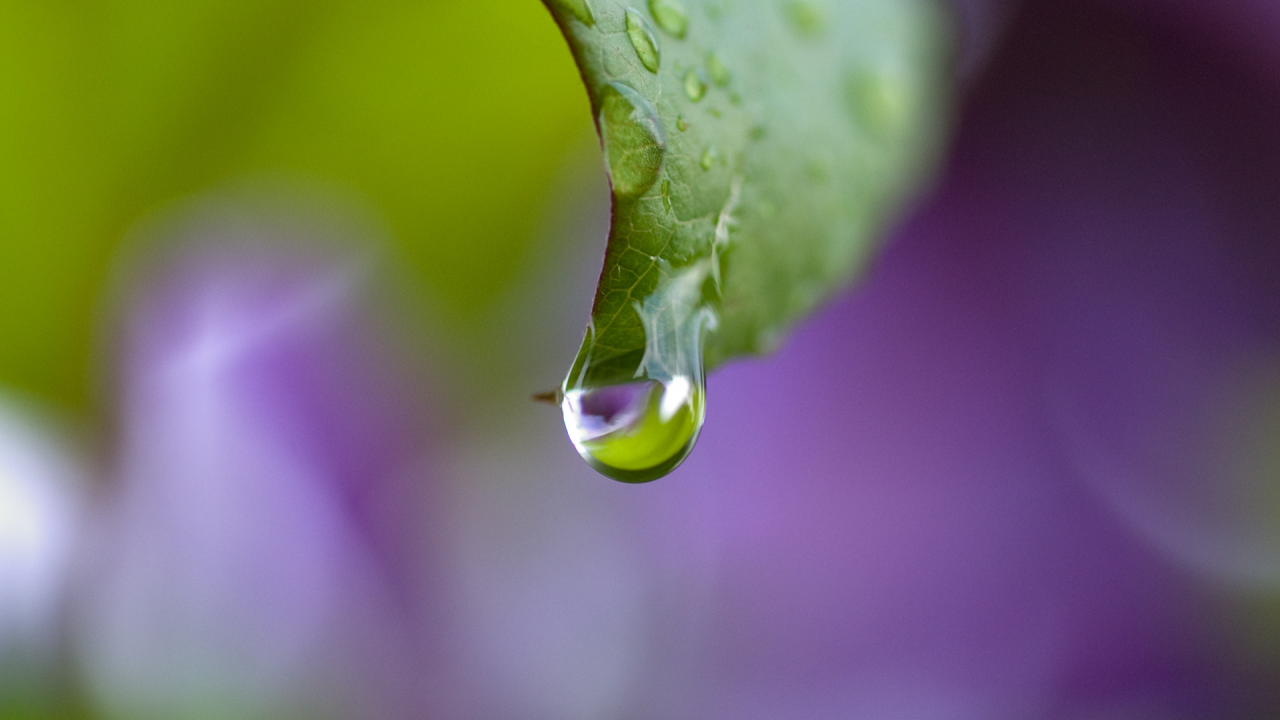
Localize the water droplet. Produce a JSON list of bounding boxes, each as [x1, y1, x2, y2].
[[706, 53, 730, 87], [845, 69, 912, 139], [625, 8, 661, 73], [684, 69, 707, 102], [647, 0, 689, 39], [599, 82, 666, 198], [783, 0, 827, 38], [550, 0, 595, 26], [661, 179, 672, 212], [676, 115, 689, 131], [700, 144, 718, 170], [561, 376, 704, 482], [560, 261, 718, 483]]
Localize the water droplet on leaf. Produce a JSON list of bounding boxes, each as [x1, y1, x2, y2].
[[845, 69, 912, 139], [599, 82, 667, 198], [701, 144, 718, 170], [783, 0, 827, 38], [676, 115, 689, 131], [684, 69, 707, 101], [706, 53, 730, 86], [625, 8, 662, 73], [647, 0, 690, 38], [550, 0, 595, 26], [661, 179, 672, 212]]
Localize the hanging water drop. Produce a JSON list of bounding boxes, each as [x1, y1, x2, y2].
[[550, 0, 595, 26], [559, 260, 717, 483], [684, 69, 707, 102], [599, 82, 667, 198], [625, 8, 661, 73], [647, 0, 689, 38], [561, 377, 704, 483]]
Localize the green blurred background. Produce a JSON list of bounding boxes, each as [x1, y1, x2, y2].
[[0, 0, 594, 412]]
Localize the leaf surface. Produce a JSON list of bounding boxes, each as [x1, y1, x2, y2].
[[542, 0, 952, 385]]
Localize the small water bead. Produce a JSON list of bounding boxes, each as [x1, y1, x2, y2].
[[706, 53, 730, 87], [676, 115, 689, 131], [783, 0, 827, 38], [700, 144, 718, 170], [550, 0, 595, 26], [845, 70, 912, 139], [684, 69, 707, 101], [625, 8, 661, 73], [599, 82, 667, 198], [647, 0, 690, 38], [561, 377, 704, 483], [661, 179, 672, 212]]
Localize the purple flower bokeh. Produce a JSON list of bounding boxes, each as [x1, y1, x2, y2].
[[76, 210, 445, 720]]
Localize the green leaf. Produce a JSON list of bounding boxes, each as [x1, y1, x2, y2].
[[542, 0, 952, 388]]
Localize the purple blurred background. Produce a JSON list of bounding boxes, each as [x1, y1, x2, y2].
[[3, 1, 1280, 719]]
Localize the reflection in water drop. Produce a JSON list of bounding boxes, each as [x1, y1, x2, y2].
[[550, 0, 595, 26], [647, 0, 689, 38], [599, 82, 667, 198], [625, 9, 661, 73], [684, 69, 707, 102], [561, 377, 704, 483]]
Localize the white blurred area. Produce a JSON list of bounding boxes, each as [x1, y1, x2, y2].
[[0, 394, 85, 669]]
